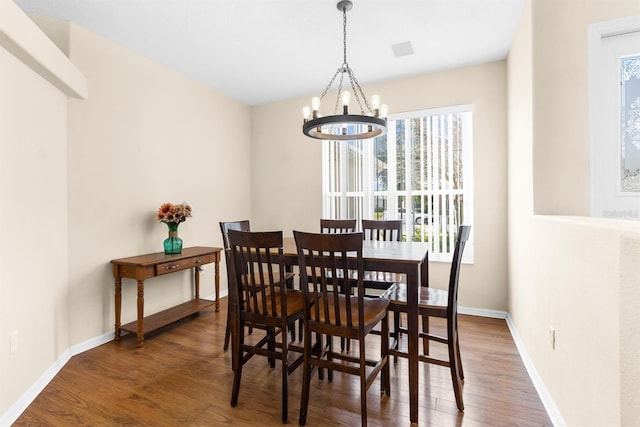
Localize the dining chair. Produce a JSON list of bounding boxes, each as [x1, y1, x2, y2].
[[320, 218, 357, 233], [319, 218, 358, 350], [361, 219, 403, 297], [219, 220, 251, 354], [227, 229, 305, 423], [294, 230, 390, 427], [382, 224, 471, 411]]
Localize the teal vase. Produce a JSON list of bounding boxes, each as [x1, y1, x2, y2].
[[163, 222, 183, 254]]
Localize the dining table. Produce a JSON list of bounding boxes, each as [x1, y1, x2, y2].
[[282, 236, 429, 424]]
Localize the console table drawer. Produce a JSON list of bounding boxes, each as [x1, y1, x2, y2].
[[155, 253, 216, 276]]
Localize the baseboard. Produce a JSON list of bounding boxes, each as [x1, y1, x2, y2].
[[505, 314, 566, 427], [458, 305, 507, 319]]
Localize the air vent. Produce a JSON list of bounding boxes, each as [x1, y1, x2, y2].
[[391, 41, 414, 58]]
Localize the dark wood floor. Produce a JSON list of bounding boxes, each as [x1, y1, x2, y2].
[[14, 298, 551, 426]]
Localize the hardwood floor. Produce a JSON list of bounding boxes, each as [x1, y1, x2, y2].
[[14, 298, 552, 426]]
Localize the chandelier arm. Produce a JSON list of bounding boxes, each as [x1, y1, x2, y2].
[[319, 68, 342, 101], [346, 68, 367, 115], [348, 68, 374, 113]]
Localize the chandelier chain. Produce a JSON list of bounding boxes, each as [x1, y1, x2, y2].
[[343, 6, 348, 66]]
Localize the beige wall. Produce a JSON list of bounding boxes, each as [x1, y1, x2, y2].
[[252, 61, 509, 311], [1, 9, 251, 420], [60, 21, 251, 345], [0, 23, 70, 418], [508, 0, 640, 425]]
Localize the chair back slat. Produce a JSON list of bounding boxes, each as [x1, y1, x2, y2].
[[228, 230, 287, 318], [320, 218, 357, 234], [294, 230, 364, 330], [362, 219, 402, 241]]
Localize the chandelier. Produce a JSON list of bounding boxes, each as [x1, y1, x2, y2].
[[302, 0, 388, 141]]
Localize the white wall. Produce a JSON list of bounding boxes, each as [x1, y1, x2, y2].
[[508, 1, 640, 425], [251, 61, 509, 312]]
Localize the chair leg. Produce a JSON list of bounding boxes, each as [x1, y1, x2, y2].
[[393, 311, 400, 364], [267, 327, 276, 368], [230, 329, 244, 407], [281, 330, 289, 423], [422, 315, 430, 355], [223, 308, 232, 351], [382, 315, 390, 396], [299, 331, 313, 426], [327, 335, 333, 382], [448, 332, 464, 411], [359, 337, 368, 427], [456, 331, 464, 380]]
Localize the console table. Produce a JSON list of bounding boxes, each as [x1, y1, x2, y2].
[[111, 246, 222, 347]]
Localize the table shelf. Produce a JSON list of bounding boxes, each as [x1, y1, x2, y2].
[[120, 298, 215, 335]]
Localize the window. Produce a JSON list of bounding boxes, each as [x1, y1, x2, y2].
[[322, 104, 474, 262], [589, 17, 640, 220]]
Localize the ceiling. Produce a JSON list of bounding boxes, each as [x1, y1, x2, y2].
[[14, 0, 524, 106]]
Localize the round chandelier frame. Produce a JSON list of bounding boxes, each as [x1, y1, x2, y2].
[[302, 0, 388, 141]]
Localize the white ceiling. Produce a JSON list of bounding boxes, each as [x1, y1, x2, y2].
[[14, 0, 524, 106]]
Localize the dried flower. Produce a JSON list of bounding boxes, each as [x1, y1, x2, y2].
[[157, 202, 192, 224]]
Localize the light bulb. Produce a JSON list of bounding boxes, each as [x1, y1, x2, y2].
[[311, 97, 321, 111], [302, 106, 311, 120], [371, 94, 380, 110], [341, 91, 350, 114], [341, 91, 351, 106], [379, 104, 388, 118]]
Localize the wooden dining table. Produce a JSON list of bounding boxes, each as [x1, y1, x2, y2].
[[282, 236, 429, 424]]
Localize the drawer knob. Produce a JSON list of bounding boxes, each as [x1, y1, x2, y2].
[[166, 264, 179, 270]]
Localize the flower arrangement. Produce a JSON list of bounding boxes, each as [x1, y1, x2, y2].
[[157, 202, 192, 224]]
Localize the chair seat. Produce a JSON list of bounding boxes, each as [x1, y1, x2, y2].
[[311, 293, 389, 332], [246, 289, 305, 318], [381, 283, 449, 311]]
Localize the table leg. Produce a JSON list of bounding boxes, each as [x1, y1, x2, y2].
[[407, 267, 419, 424], [421, 253, 430, 355], [194, 265, 201, 299], [114, 277, 122, 341], [215, 253, 220, 311], [136, 280, 145, 348]]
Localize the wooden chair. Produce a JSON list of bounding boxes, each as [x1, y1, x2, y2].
[[382, 224, 471, 412], [219, 220, 251, 354], [294, 230, 390, 427], [319, 218, 358, 349], [227, 230, 305, 423], [361, 219, 403, 297], [320, 218, 357, 234]]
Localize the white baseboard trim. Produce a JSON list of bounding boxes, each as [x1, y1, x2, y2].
[[0, 331, 113, 427], [459, 305, 507, 319], [505, 314, 566, 427]]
